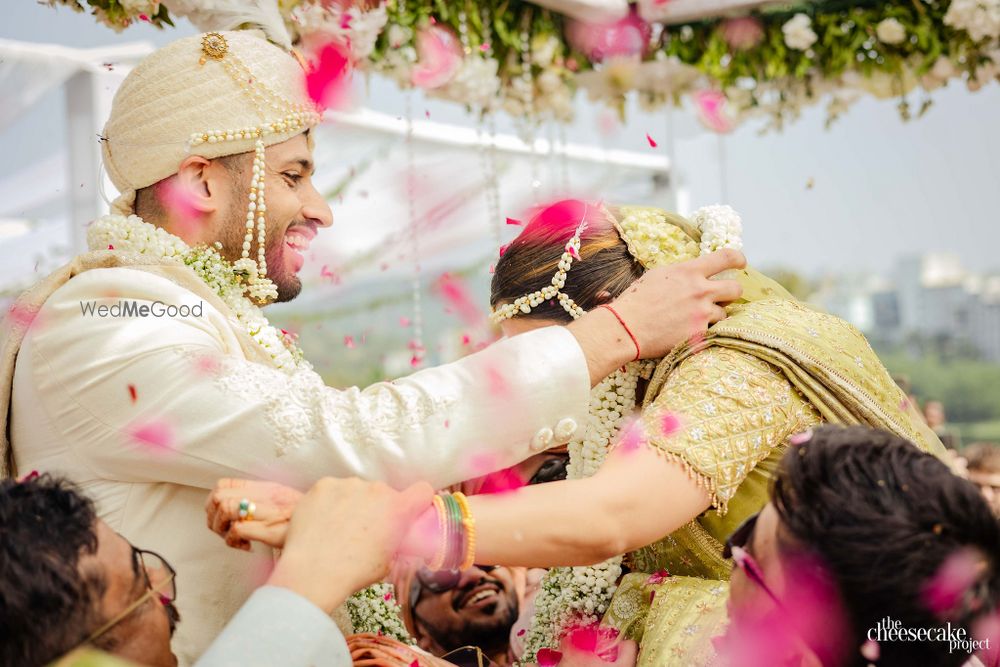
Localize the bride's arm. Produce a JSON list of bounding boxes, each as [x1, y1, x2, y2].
[[462, 444, 711, 567], [408, 347, 821, 569]]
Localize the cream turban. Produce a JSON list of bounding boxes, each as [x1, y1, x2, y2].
[[102, 30, 319, 215]]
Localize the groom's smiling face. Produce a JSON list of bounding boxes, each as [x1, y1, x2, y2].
[[216, 133, 333, 303], [149, 132, 334, 303]]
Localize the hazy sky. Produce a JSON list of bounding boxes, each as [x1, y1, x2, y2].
[[3, 1, 999, 278]]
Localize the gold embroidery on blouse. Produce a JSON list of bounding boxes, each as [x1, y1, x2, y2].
[[634, 347, 822, 514]]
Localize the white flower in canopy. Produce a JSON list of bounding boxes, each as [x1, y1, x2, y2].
[[782, 13, 818, 51], [876, 17, 907, 45], [944, 0, 1000, 42]]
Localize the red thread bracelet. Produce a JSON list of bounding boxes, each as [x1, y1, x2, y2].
[[599, 304, 641, 361]]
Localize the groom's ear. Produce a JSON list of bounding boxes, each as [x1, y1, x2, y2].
[[173, 155, 218, 215]]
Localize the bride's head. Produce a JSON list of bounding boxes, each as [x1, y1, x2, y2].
[[490, 200, 645, 337]]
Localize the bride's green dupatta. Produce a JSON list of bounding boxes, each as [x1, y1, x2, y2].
[[604, 268, 946, 666], [647, 268, 944, 459]]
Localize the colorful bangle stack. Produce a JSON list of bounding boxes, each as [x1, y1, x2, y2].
[[426, 492, 477, 571]]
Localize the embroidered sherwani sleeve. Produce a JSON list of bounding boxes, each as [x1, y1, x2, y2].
[[25, 268, 590, 490], [639, 347, 822, 513]]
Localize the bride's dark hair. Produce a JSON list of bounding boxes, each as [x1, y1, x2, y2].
[[490, 200, 645, 323]]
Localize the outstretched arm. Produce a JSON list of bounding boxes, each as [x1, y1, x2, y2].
[[457, 444, 711, 567]]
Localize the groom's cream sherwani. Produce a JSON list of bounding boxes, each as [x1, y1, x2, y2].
[[8, 262, 588, 664]]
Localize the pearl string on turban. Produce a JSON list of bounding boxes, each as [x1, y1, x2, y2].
[[101, 30, 321, 302]]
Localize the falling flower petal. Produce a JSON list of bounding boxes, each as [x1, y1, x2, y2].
[[923, 547, 987, 616], [617, 418, 648, 453], [517, 628, 526, 637], [860, 638, 880, 661], [108, 244, 115, 250], [158, 179, 201, 237], [6, 303, 43, 332], [477, 468, 527, 495], [126, 418, 176, 456], [659, 412, 681, 436], [461, 334, 471, 346], [344, 335, 355, 349], [536, 648, 563, 666], [486, 365, 509, 398], [435, 273, 482, 326], [411, 25, 463, 90], [399, 316, 411, 327], [506, 217, 523, 226], [320, 265, 341, 284], [646, 569, 670, 585], [789, 429, 813, 446], [694, 89, 735, 134], [127, 384, 138, 403], [305, 41, 352, 109], [646, 133, 658, 147]]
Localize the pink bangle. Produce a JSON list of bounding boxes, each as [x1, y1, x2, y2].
[[599, 304, 641, 361]]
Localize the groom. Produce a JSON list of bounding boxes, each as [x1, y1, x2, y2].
[[0, 31, 744, 664]]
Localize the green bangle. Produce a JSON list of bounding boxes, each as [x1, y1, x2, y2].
[[442, 494, 466, 571]]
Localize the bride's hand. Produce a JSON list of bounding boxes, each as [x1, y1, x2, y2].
[[609, 249, 745, 359], [205, 478, 303, 550]]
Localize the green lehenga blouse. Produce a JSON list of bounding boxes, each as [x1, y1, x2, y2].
[[600, 290, 945, 666]]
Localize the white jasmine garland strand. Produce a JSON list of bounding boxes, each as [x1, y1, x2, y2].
[[87, 214, 305, 371], [345, 582, 413, 643], [87, 214, 414, 639], [520, 362, 646, 663]]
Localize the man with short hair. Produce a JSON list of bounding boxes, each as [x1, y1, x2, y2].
[[0, 29, 744, 664], [718, 425, 1000, 667], [0, 473, 431, 667]]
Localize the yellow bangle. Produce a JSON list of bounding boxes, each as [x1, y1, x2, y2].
[[453, 492, 476, 571], [428, 495, 448, 571]]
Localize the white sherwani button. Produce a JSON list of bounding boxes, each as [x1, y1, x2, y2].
[[554, 417, 578, 442], [531, 427, 555, 451]]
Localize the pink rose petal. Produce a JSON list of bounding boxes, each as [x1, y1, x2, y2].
[[694, 89, 735, 134], [127, 384, 138, 403], [411, 25, 462, 90], [435, 273, 482, 326], [646, 133, 658, 148], [344, 335, 355, 349], [536, 648, 563, 666], [506, 217, 523, 226], [860, 638, 880, 661], [158, 179, 201, 237], [659, 412, 681, 437], [646, 569, 670, 585], [126, 418, 176, 456], [922, 547, 987, 616], [305, 41, 352, 109], [789, 429, 813, 446]]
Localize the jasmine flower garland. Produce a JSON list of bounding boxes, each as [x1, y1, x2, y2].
[[87, 214, 414, 641]]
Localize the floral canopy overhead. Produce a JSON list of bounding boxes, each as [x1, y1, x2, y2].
[[45, 0, 1000, 132]]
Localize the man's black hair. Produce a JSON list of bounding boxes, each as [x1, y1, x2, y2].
[[773, 425, 1000, 667], [0, 473, 106, 666]]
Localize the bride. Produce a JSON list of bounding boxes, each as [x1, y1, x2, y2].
[[208, 200, 945, 665]]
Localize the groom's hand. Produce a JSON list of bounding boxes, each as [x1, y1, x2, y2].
[[613, 249, 746, 358], [268, 478, 434, 613], [568, 249, 745, 385]]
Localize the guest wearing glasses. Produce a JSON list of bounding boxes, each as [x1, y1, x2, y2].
[[0, 473, 431, 667]]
